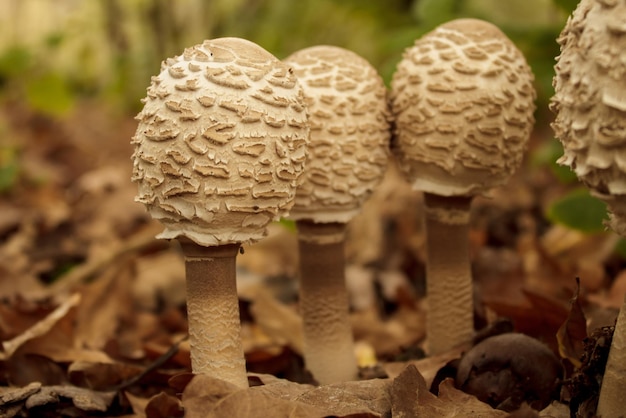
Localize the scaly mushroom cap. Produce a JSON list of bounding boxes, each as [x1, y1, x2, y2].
[[131, 38, 309, 246], [551, 0, 626, 235], [285, 45, 391, 223], [391, 19, 536, 197]]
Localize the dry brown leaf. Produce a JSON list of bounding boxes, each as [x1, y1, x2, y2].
[[145, 391, 183, 418], [390, 364, 507, 418], [538, 401, 570, 417], [133, 250, 186, 310], [24, 384, 116, 412], [1, 293, 81, 358], [67, 360, 144, 390], [556, 279, 587, 368], [183, 373, 393, 418], [248, 286, 304, 355], [123, 391, 150, 417], [352, 305, 425, 357], [383, 346, 464, 387], [182, 374, 324, 418], [294, 378, 391, 417], [74, 258, 134, 350], [0, 381, 42, 405], [247, 373, 315, 401]]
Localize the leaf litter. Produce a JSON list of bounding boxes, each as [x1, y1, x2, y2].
[[0, 102, 624, 416]]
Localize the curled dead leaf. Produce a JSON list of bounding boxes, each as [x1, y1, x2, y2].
[[1, 293, 81, 359]]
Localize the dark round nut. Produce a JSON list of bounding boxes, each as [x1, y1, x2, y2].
[[455, 332, 563, 411]]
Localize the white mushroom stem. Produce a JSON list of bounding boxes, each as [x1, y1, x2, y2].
[[423, 192, 474, 355], [597, 294, 626, 417], [178, 239, 248, 388], [296, 220, 358, 384]]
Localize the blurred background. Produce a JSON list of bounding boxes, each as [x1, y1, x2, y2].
[[0, 0, 577, 114], [0, 0, 583, 205], [3, 1, 626, 407]]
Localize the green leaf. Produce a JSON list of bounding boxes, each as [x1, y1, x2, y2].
[[277, 218, 296, 233], [546, 188, 608, 233], [25, 72, 74, 116]]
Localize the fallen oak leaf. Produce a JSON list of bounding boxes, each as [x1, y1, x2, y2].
[[1, 293, 81, 359], [74, 257, 135, 351], [293, 378, 391, 417], [383, 346, 464, 388], [24, 384, 116, 412], [0, 381, 42, 406], [122, 391, 150, 417], [181, 374, 325, 418], [390, 364, 507, 418], [145, 391, 183, 418], [556, 278, 587, 368]]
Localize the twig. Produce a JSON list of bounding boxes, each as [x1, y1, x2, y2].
[[48, 224, 167, 295]]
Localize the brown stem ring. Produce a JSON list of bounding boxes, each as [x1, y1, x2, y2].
[[423, 192, 474, 355], [178, 238, 248, 388], [296, 220, 358, 384]]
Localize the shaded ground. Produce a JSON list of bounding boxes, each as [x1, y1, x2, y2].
[[0, 100, 623, 417]]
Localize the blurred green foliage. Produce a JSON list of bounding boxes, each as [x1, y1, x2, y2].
[[0, 0, 575, 114], [546, 188, 609, 234], [0, 145, 19, 193]]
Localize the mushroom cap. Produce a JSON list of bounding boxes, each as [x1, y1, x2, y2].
[[551, 0, 626, 235], [284, 45, 391, 223], [390, 18, 536, 197], [131, 37, 309, 246]]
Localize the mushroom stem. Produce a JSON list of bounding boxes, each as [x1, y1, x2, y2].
[[597, 293, 626, 417], [296, 220, 358, 384], [178, 239, 248, 388], [423, 192, 474, 355]]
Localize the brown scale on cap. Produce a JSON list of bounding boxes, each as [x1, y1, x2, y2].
[[131, 37, 308, 388], [284, 45, 391, 384], [551, 1, 626, 416], [391, 19, 536, 355], [391, 18, 535, 197], [132, 37, 309, 247], [286, 45, 391, 224], [552, 0, 626, 236]]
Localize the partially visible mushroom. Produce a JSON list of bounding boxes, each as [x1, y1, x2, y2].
[[551, 1, 626, 415], [390, 19, 536, 355], [131, 37, 308, 388], [284, 45, 391, 384], [455, 333, 563, 411]]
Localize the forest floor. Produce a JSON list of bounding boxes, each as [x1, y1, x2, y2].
[[0, 100, 622, 417]]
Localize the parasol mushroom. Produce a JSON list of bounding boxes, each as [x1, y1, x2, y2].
[[131, 37, 309, 388], [284, 45, 391, 384], [390, 19, 536, 355], [551, 0, 626, 415]]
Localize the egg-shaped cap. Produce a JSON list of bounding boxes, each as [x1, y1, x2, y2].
[[551, 0, 626, 235], [391, 18, 536, 197], [131, 37, 309, 246], [285, 45, 391, 223]]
